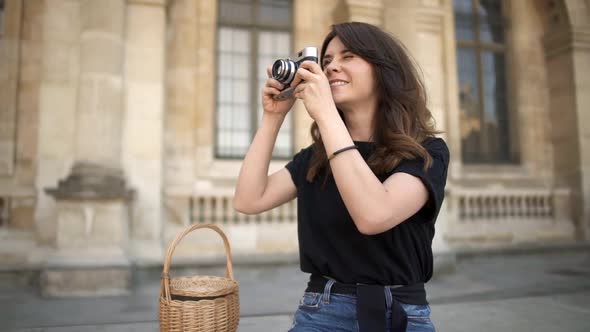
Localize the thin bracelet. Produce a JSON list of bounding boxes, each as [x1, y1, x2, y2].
[[328, 145, 359, 161]]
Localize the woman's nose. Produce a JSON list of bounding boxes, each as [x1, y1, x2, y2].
[[325, 61, 340, 74]]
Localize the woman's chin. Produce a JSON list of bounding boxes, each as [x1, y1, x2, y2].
[[332, 96, 348, 108]]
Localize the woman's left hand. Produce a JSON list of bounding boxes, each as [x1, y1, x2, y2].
[[291, 61, 337, 121]]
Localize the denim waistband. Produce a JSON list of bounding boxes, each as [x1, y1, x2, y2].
[[305, 274, 427, 305], [305, 275, 412, 332]]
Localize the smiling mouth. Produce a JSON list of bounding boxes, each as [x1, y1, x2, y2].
[[330, 81, 349, 87]]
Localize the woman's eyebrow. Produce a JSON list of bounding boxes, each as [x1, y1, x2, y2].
[[323, 49, 352, 60]]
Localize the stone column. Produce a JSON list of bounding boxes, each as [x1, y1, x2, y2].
[[124, 0, 166, 264], [544, 7, 590, 239], [35, 0, 81, 245], [293, 0, 340, 150], [75, 0, 125, 166], [9, 0, 44, 232], [0, 0, 22, 176], [163, 0, 199, 243], [382, 0, 420, 54], [165, 0, 198, 191], [39, 0, 133, 297], [510, 0, 554, 178], [194, 0, 217, 167], [383, 0, 456, 273]]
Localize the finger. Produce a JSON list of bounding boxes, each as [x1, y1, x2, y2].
[[266, 78, 284, 91], [299, 60, 322, 74], [291, 67, 313, 88], [266, 65, 272, 78], [290, 75, 302, 89], [262, 86, 282, 96], [293, 83, 305, 95]]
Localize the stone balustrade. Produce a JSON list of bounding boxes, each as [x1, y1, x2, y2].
[[445, 186, 575, 245], [452, 188, 562, 221], [189, 191, 297, 225]]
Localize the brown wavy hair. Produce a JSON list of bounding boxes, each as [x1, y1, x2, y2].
[[307, 22, 441, 183]]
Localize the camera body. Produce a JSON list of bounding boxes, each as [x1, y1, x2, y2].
[[271, 47, 318, 100]]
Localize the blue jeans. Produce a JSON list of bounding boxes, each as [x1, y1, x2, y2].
[[289, 279, 435, 332]]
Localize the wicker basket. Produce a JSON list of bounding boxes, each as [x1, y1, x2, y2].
[[159, 224, 240, 332]]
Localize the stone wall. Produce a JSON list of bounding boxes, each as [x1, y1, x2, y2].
[[0, 0, 588, 270]]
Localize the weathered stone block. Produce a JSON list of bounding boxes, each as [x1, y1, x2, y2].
[[54, 200, 129, 249], [41, 266, 130, 297]]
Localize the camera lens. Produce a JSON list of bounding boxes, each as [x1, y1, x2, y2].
[[271, 59, 297, 86]]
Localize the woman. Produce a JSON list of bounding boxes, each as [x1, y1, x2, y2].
[[234, 22, 448, 332]]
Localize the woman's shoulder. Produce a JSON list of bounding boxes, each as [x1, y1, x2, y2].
[[290, 144, 316, 162], [422, 137, 449, 161], [297, 144, 316, 156]]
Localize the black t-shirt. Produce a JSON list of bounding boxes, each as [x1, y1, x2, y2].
[[285, 137, 449, 287]]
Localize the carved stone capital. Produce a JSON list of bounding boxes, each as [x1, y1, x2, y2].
[[346, 0, 384, 26], [127, 0, 167, 6], [45, 162, 134, 200]]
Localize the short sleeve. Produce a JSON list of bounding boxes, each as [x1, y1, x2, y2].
[[390, 138, 449, 223], [285, 145, 313, 188]]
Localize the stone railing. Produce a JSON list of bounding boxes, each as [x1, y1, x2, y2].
[[445, 185, 575, 245], [448, 186, 571, 223], [452, 189, 568, 221], [189, 193, 297, 224], [162, 189, 300, 256]]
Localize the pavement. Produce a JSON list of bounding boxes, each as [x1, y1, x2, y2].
[[1, 247, 590, 332]]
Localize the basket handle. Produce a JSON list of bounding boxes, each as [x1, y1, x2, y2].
[[161, 224, 235, 302]]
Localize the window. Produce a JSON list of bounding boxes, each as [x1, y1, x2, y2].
[[0, 198, 8, 228], [216, 0, 293, 159], [454, 0, 514, 163], [0, 0, 5, 38]]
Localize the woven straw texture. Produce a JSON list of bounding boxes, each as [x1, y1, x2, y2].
[[159, 224, 240, 332]]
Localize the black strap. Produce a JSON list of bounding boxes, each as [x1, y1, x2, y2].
[[307, 275, 416, 332], [356, 284, 387, 332], [390, 296, 408, 332], [356, 285, 408, 332]]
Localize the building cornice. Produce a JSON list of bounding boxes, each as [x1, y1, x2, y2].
[[544, 26, 590, 59], [127, 0, 167, 7]]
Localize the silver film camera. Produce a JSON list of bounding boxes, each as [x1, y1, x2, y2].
[[271, 47, 318, 100]]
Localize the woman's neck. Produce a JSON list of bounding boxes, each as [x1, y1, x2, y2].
[[340, 104, 377, 142]]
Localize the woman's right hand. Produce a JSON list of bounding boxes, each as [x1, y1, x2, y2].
[[261, 66, 296, 115]]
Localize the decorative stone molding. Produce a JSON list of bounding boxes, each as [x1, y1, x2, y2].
[[416, 11, 444, 33], [127, 0, 167, 6], [544, 27, 590, 58], [346, 0, 383, 27], [44, 162, 134, 248], [45, 162, 134, 200]]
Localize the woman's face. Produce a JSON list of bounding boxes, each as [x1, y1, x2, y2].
[[322, 36, 377, 111]]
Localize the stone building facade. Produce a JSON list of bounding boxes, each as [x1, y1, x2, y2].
[[1, 0, 589, 281]]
